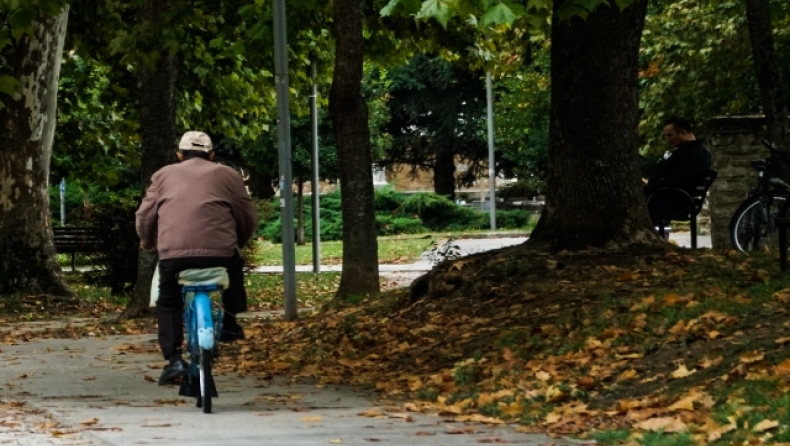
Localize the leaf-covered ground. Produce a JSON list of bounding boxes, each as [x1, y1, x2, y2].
[[5, 245, 790, 445], [230, 245, 790, 445]]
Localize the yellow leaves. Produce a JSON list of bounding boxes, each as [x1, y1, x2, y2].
[[753, 419, 780, 432], [300, 415, 323, 422], [738, 351, 764, 364], [773, 288, 790, 302], [772, 359, 790, 375], [633, 416, 687, 432], [616, 369, 638, 382], [670, 364, 696, 379], [79, 418, 99, 426]]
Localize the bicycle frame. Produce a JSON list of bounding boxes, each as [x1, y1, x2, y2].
[[183, 285, 223, 352]]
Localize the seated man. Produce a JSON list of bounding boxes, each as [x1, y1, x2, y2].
[[135, 131, 258, 385], [645, 116, 712, 228]]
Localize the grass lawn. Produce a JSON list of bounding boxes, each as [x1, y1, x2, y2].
[[254, 234, 439, 266]]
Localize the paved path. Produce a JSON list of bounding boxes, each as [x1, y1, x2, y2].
[[252, 233, 712, 274], [0, 335, 571, 445], [2, 233, 711, 444]]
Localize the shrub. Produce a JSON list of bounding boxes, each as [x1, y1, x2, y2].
[[75, 198, 140, 295], [373, 186, 406, 212], [376, 215, 426, 235]]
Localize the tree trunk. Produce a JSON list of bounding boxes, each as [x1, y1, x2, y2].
[[330, 0, 380, 298], [746, 0, 789, 147], [297, 178, 305, 245], [0, 7, 72, 297], [246, 166, 276, 199], [528, 0, 660, 251], [125, 0, 178, 318], [434, 148, 456, 200]]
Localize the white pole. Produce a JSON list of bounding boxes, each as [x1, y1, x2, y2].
[[486, 71, 496, 231], [59, 178, 66, 226], [310, 58, 321, 274], [273, 0, 297, 320]]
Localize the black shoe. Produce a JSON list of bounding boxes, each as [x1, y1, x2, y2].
[[158, 358, 188, 386], [219, 328, 245, 343]]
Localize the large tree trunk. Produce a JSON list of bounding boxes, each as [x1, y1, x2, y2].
[[528, 0, 659, 251], [433, 147, 456, 200], [125, 0, 178, 318], [746, 0, 789, 147], [330, 0, 380, 298], [0, 7, 72, 297]]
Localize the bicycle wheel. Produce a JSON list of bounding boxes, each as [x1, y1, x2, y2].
[[199, 347, 213, 413], [730, 195, 788, 251]]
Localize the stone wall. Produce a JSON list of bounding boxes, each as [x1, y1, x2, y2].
[[706, 116, 770, 249]]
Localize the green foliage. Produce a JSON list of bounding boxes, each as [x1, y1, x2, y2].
[[54, 55, 139, 189], [495, 44, 550, 190], [382, 54, 489, 192], [376, 215, 426, 235], [373, 186, 407, 212], [260, 189, 530, 243], [638, 0, 790, 156]]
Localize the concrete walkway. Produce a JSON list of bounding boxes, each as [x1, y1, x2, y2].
[[1, 233, 711, 445], [252, 233, 711, 274], [0, 335, 572, 445]]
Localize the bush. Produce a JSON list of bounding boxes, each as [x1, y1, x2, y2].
[[75, 198, 140, 295], [376, 215, 426, 235], [259, 189, 531, 243], [373, 186, 406, 212]]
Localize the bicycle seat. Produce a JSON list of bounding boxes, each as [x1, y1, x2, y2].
[[177, 267, 230, 290]]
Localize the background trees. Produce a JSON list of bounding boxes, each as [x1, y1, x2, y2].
[[382, 54, 489, 200]]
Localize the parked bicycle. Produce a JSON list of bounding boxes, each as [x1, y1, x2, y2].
[[175, 267, 228, 414], [730, 139, 790, 251]]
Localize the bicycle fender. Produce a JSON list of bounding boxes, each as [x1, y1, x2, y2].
[[193, 292, 215, 350]]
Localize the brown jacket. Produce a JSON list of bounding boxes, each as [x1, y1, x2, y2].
[[135, 158, 257, 260]]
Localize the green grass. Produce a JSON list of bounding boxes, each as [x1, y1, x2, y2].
[[254, 235, 438, 266]]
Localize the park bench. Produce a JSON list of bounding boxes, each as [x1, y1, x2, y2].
[[53, 226, 105, 270], [646, 169, 718, 249]]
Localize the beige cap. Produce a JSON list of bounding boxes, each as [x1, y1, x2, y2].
[[178, 131, 213, 152]]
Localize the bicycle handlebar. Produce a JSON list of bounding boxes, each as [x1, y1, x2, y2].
[[762, 139, 790, 163]]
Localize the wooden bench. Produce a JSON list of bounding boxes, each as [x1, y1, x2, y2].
[[53, 226, 105, 270], [647, 169, 718, 249]]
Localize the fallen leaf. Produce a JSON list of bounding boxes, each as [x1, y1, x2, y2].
[[329, 439, 343, 444], [671, 364, 695, 379], [446, 426, 476, 434], [79, 418, 99, 426], [301, 416, 323, 422], [634, 416, 687, 432], [754, 419, 779, 432], [739, 351, 764, 364]]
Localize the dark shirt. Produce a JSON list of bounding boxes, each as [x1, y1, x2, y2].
[[646, 139, 711, 196]]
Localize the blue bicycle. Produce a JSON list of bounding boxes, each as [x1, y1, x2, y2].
[[176, 267, 228, 414]]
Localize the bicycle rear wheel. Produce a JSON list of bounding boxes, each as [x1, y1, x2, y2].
[[198, 347, 213, 413], [730, 195, 787, 251]]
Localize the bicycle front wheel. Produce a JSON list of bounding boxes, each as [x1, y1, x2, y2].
[[199, 347, 213, 414], [730, 195, 788, 251]]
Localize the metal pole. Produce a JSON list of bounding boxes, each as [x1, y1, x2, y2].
[[486, 71, 497, 231], [273, 0, 297, 320], [59, 178, 65, 226], [310, 58, 321, 274]]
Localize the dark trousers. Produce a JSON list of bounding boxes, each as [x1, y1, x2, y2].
[[156, 252, 246, 360]]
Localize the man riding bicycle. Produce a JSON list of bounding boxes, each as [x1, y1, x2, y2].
[[135, 131, 258, 385]]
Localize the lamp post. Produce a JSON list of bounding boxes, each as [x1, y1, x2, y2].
[[273, 0, 297, 320], [486, 71, 497, 231]]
